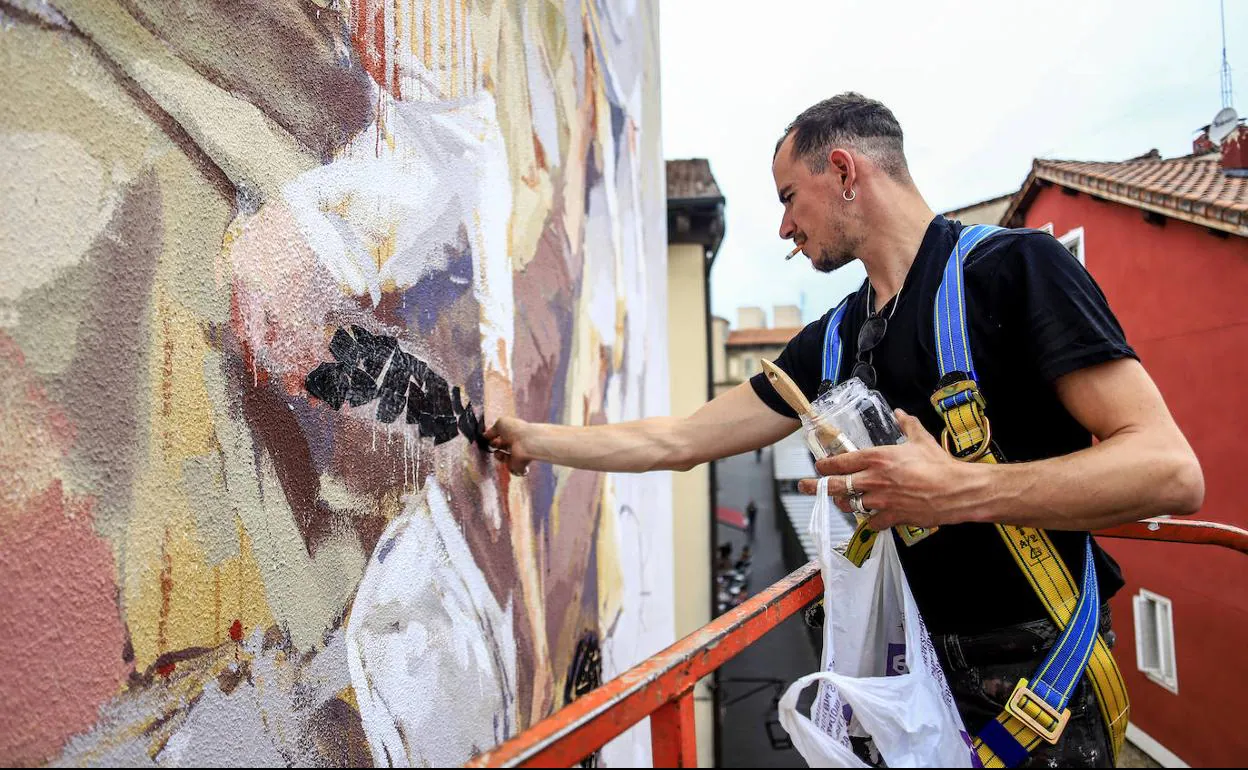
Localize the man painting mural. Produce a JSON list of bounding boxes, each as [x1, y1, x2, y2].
[[487, 93, 1205, 767]]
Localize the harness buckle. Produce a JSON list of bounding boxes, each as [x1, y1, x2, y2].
[[1005, 678, 1070, 745], [931, 378, 994, 461], [930, 377, 986, 413], [941, 416, 993, 461], [896, 525, 936, 546]]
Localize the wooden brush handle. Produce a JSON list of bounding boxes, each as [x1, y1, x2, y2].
[[760, 360, 813, 415], [760, 360, 857, 455]]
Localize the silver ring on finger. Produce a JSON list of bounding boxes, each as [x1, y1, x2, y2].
[[844, 473, 857, 497], [850, 494, 875, 517]]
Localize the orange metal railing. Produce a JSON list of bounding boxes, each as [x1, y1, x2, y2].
[[465, 517, 1248, 768]]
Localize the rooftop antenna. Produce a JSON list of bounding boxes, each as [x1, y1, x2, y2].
[[1220, 0, 1233, 109], [1202, 0, 1239, 151]]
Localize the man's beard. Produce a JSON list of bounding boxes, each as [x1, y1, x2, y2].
[[814, 242, 858, 273]]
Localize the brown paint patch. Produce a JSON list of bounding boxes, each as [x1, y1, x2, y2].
[[440, 460, 514, 592], [158, 529, 173, 651], [512, 211, 574, 424], [533, 130, 548, 172], [161, 312, 175, 425], [236, 368, 331, 555], [309, 695, 374, 766], [543, 469, 602, 663], [119, 0, 374, 156], [216, 659, 250, 695], [392, 0, 402, 100], [56, 170, 163, 542]]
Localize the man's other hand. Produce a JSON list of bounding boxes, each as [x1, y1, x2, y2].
[[797, 409, 977, 530]]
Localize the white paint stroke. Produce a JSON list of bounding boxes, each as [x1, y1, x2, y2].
[[347, 479, 517, 768], [280, 91, 514, 383]]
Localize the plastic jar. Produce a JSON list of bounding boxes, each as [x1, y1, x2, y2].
[[799, 377, 905, 460]]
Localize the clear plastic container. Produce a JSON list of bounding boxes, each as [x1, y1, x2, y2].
[[802, 378, 936, 545], [799, 377, 905, 460]]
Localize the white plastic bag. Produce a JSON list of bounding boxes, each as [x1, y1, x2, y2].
[[778, 477, 976, 768]]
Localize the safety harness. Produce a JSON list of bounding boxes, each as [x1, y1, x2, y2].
[[818, 224, 1129, 767]]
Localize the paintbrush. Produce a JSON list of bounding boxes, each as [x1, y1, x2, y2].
[[760, 360, 857, 456]]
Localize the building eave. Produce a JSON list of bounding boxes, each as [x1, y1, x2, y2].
[[1006, 161, 1248, 238]]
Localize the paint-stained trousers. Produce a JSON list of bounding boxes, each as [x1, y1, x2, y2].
[[844, 605, 1117, 768], [932, 604, 1117, 769]]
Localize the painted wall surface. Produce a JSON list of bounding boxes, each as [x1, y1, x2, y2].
[[0, 1, 673, 767], [1021, 187, 1248, 767]]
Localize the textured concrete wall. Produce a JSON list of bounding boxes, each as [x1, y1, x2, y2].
[[0, 1, 672, 766]]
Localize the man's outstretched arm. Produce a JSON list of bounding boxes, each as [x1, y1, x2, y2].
[[484, 382, 799, 476]]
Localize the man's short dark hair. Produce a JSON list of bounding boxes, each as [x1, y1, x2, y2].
[[776, 93, 909, 180]]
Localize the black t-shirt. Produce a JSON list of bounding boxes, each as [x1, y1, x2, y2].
[[750, 216, 1135, 634]]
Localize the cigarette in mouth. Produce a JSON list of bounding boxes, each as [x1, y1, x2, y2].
[[785, 244, 803, 260]]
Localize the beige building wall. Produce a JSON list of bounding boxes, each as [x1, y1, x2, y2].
[[665, 242, 713, 767], [727, 344, 787, 383], [942, 195, 1012, 226]]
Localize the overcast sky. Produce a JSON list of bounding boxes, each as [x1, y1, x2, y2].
[[659, 0, 1247, 327]]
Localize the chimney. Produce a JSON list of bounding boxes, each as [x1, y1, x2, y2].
[[1193, 130, 1218, 156], [772, 305, 802, 328], [736, 306, 766, 330], [1222, 124, 1248, 177]]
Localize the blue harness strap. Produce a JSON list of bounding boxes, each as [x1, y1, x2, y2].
[[932, 225, 1122, 766], [820, 296, 852, 384], [934, 223, 1002, 382]]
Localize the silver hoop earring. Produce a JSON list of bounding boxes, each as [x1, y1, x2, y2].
[[843, 189, 856, 202]]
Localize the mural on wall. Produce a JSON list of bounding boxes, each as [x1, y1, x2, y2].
[[0, 0, 671, 766]]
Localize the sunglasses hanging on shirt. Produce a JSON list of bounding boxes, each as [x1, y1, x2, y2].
[[851, 281, 902, 390]]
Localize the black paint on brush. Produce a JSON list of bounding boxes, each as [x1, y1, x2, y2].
[[304, 326, 488, 448]]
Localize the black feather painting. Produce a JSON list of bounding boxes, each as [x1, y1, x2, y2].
[[305, 326, 489, 449]]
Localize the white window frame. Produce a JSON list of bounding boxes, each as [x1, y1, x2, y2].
[[1057, 226, 1086, 265], [1133, 588, 1179, 694]]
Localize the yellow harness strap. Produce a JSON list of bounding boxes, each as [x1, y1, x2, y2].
[[931, 379, 1129, 767]]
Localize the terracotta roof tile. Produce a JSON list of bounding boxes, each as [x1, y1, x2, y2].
[[666, 159, 723, 201], [726, 327, 802, 347], [1007, 152, 1248, 236]]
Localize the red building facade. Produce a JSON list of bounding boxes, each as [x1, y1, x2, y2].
[[1004, 148, 1248, 766]]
